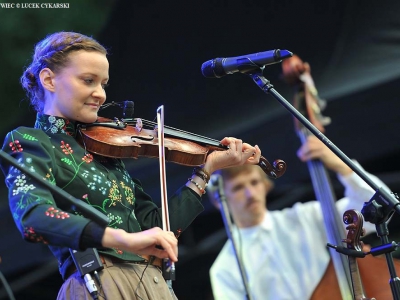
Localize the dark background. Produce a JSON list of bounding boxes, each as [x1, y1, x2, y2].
[[1, 0, 400, 299]]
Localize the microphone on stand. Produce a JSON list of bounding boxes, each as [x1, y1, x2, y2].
[[201, 49, 293, 78], [122, 100, 134, 118], [206, 173, 254, 300], [99, 100, 134, 118], [207, 174, 225, 204]]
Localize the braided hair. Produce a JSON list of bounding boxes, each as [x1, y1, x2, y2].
[[20, 32, 107, 112]]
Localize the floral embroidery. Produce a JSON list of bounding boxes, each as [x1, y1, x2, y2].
[[107, 213, 123, 228], [21, 133, 38, 141], [12, 174, 36, 196], [113, 248, 124, 255], [24, 227, 48, 244], [44, 168, 55, 184], [9, 140, 23, 152], [11, 173, 51, 214], [45, 207, 70, 219], [61, 157, 73, 165], [106, 180, 135, 207], [108, 180, 122, 207], [87, 182, 96, 190], [82, 153, 93, 163], [99, 187, 107, 195], [93, 175, 102, 183], [59, 140, 90, 188], [120, 182, 134, 205], [35, 114, 75, 136], [60, 141, 73, 155], [81, 194, 107, 214]]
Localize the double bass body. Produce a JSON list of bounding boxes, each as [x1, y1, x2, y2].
[[312, 255, 398, 300]]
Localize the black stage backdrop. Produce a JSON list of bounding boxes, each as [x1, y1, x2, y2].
[[1, 0, 400, 299]]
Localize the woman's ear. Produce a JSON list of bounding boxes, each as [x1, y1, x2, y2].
[[39, 68, 55, 92]]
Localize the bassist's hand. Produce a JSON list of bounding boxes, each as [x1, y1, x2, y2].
[[297, 136, 352, 176]]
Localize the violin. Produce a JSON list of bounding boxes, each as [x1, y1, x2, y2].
[[76, 116, 287, 179]]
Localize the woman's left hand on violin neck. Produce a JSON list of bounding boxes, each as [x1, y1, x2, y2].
[[202, 137, 261, 175], [186, 137, 261, 197]]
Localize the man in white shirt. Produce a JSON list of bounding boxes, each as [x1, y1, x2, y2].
[[209, 135, 389, 300]]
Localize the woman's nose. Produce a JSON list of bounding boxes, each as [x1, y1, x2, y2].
[[92, 84, 106, 102]]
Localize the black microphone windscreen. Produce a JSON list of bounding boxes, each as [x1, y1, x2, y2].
[[123, 101, 134, 118], [201, 58, 225, 78], [209, 174, 220, 186]]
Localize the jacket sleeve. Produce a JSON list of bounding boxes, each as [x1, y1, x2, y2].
[[1, 128, 94, 250], [132, 177, 204, 235]]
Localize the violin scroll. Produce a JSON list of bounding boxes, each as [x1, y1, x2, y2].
[[259, 157, 286, 179]]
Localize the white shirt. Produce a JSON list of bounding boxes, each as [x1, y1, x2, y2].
[[210, 166, 389, 300]]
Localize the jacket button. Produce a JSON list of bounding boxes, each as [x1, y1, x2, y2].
[[153, 276, 159, 283]]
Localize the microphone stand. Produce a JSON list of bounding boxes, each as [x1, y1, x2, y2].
[[244, 69, 400, 300], [210, 175, 253, 300], [0, 150, 109, 227]]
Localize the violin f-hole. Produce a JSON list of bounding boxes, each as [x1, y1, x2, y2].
[[130, 135, 155, 142]]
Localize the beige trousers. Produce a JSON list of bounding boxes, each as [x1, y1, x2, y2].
[[57, 256, 178, 300]]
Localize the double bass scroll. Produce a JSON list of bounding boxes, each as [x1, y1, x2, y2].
[[342, 209, 376, 300]]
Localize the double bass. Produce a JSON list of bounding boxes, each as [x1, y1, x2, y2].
[[282, 55, 400, 299]]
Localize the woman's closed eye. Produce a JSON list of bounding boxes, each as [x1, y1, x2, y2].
[[83, 78, 109, 90], [83, 78, 94, 85]]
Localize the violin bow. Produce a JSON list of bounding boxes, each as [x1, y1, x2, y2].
[[156, 105, 176, 283]]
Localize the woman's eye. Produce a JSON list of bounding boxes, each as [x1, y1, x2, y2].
[[84, 79, 94, 84], [102, 83, 109, 89]]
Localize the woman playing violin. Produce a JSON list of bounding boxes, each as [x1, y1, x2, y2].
[[0, 31, 261, 300]]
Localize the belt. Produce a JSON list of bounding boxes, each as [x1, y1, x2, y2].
[[100, 254, 163, 269], [65, 254, 163, 280]]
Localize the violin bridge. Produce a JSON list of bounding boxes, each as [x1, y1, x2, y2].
[[135, 118, 143, 132]]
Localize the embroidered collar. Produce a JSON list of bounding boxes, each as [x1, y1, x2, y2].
[[34, 114, 77, 137]]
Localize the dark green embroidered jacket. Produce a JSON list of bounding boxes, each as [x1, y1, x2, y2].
[[1, 114, 204, 279]]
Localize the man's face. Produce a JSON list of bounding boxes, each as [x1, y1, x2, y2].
[[224, 168, 270, 227]]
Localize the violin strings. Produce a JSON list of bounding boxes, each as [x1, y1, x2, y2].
[[140, 119, 216, 140], [124, 118, 222, 146]]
